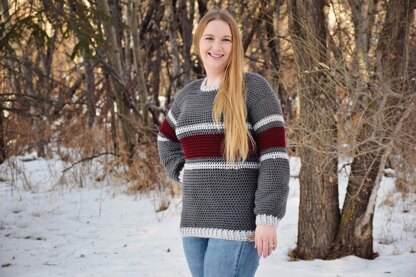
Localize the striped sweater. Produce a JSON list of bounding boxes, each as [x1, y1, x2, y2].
[[157, 72, 290, 241]]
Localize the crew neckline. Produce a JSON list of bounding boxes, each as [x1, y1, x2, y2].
[[200, 77, 220, 92]]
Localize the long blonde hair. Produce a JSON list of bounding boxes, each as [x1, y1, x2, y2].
[[194, 10, 254, 163]]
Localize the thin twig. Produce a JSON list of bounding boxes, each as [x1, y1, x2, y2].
[[62, 152, 119, 173]]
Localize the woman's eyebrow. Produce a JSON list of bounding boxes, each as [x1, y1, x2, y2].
[[203, 34, 232, 38]]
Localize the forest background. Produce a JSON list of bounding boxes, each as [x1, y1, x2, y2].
[[1, 0, 415, 264]]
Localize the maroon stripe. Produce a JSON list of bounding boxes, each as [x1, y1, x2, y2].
[[179, 134, 257, 159], [256, 127, 286, 151], [159, 119, 178, 142]]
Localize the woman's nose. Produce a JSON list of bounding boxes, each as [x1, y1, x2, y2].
[[211, 40, 222, 50]]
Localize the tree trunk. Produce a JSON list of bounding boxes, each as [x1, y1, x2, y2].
[[263, 0, 282, 76], [0, 0, 22, 96], [105, 73, 119, 155], [197, 0, 207, 17], [348, 0, 373, 84], [167, 0, 180, 102], [2, 0, 47, 157], [328, 122, 381, 259], [130, 0, 149, 128], [242, 4, 262, 53], [328, 0, 415, 259], [152, 47, 161, 108], [263, 0, 292, 120], [0, 0, 17, 163], [0, 102, 5, 164], [66, 1, 96, 128], [178, 0, 194, 84], [288, 0, 340, 259], [82, 50, 96, 129], [97, 0, 136, 162], [376, 0, 415, 87]]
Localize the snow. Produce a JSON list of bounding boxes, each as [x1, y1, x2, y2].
[[1, 154, 415, 277]]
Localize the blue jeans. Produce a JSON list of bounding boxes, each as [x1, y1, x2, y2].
[[182, 237, 260, 277]]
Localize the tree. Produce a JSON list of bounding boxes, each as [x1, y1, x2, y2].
[[288, 0, 340, 259], [129, 0, 149, 128], [96, 0, 137, 162], [290, 0, 416, 259], [328, 0, 416, 259]]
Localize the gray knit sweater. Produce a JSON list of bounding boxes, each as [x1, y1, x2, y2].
[[157, 72, 290, 241]]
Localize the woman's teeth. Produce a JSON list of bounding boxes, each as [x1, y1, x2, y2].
[[209, 53, 224, 58]]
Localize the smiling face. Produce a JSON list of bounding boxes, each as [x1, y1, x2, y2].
[[198, 19, 233, 76]]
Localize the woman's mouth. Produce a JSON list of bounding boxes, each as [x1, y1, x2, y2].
[[208, 52, 224, 59]]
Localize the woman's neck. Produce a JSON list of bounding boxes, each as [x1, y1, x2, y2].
[[205, 72, 224, 87]]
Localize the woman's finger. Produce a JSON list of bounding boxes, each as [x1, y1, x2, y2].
[[256, 237, 262, 257], [268, 241, 275, 255], [272, 239, 277, 251], [262, 240, 270, 258]]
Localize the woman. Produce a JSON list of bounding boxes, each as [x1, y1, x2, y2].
[[158, 9, 290, 277]]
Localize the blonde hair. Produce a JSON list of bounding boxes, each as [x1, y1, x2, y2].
[[194, 10, 254, 163]]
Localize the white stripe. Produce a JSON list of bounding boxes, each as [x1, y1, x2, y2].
[[176, 122, 223, 136], [259, 152, 289, 162], [176, 122, 253, 136], [168, 110, 177, 126], [256, 214, 280, 228], [254, 114, 284, 131], [180, 227, 255, 242], [184, 162, 259, 170], [157, 135, 170, 142]]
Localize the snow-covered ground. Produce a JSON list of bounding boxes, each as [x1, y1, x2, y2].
[[1, 153, 415, 277]]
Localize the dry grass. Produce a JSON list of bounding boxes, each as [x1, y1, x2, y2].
[[379, 190, 395, 208], [124, 131, 179, 212], [378, 207, 395, 245]]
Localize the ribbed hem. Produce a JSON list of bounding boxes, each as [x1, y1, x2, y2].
[[255, 214, 280, 228], [180, 227, 255, 242]]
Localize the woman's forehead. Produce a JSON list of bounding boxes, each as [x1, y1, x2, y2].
[[203, 20, 232, 36]]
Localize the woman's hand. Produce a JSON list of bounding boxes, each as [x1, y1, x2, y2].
[[254, 225, 277, 258]]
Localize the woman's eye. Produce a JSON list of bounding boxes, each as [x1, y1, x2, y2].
[[205, 37, 213, 40], [223, 39, 231, 42]]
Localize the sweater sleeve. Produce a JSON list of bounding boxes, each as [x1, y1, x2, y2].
[[248, 75, 290, 228], [157, 98, 185, 183]]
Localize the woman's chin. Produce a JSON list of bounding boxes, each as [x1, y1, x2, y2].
[[204, 62, 226, 72]]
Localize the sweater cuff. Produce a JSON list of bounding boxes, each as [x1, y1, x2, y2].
[[178, 166, 185, 183], [256, 214, 280, 228]]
